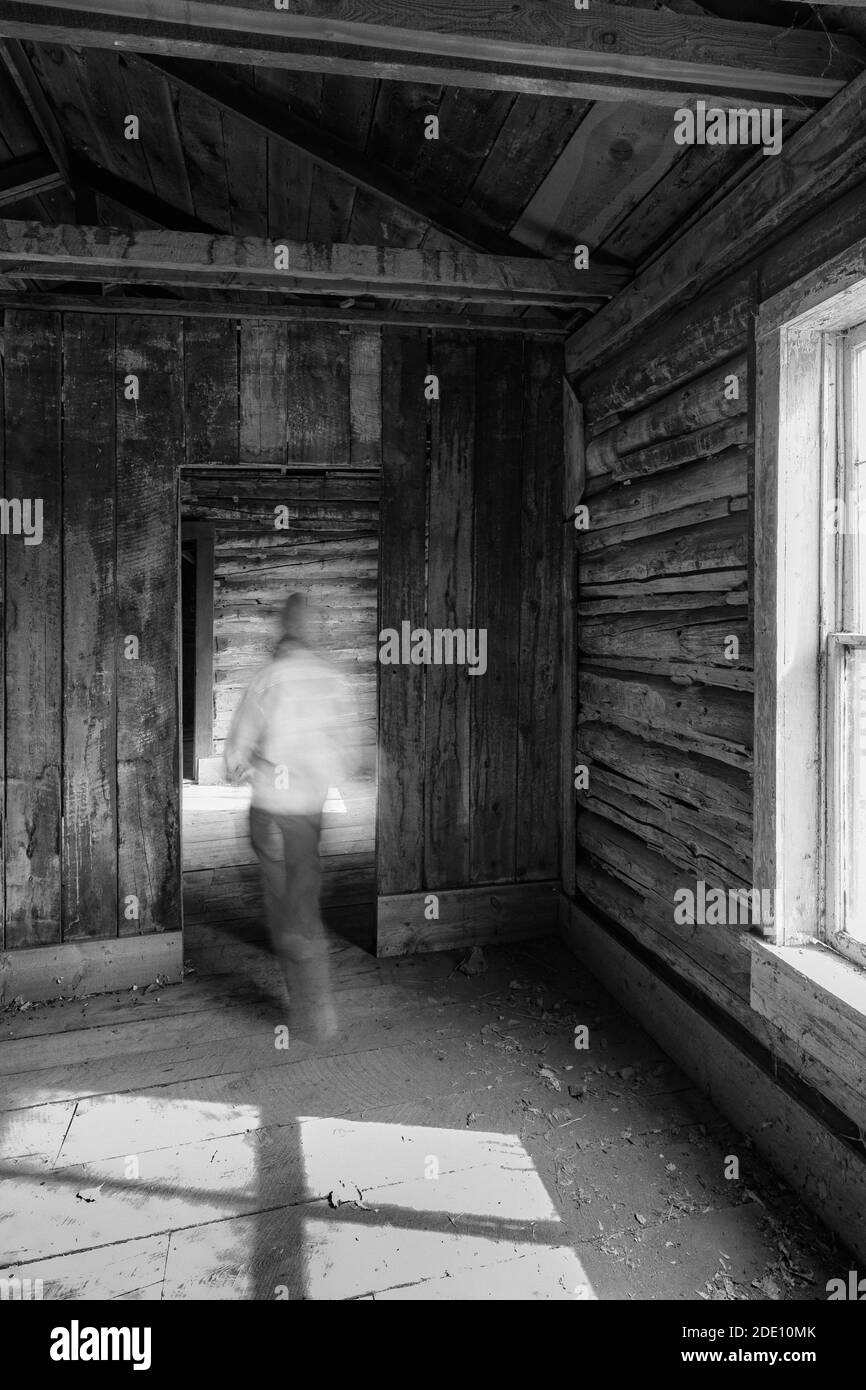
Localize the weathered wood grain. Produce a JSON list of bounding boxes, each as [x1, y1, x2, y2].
[[286, 322, 349, 465], [61, 313, 118, 941], [471, 338, 523, 883], [349, 328, 382, 467], [3, 309, 62, 948], [585, 354, 747, 478], [115, 315, 182, 935], [377, 328, 427, 898], [425, 331, 474, 888], [184, 316, 238, 464], [517, 340, 561, 880], [377, 882, 558, 956], [239, 319, 288, 464]]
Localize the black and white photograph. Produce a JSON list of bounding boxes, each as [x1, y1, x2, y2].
[[0, 0, 864, 1345]]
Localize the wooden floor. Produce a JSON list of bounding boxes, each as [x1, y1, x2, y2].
[[0, 917, 843, 1300]]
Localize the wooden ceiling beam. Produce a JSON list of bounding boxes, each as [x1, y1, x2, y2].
[[0, 288, 566, 334], [136, 56, 533, 257], [0, 220, 627, 306], [0, 151, 64, 206], [0, 1, 859, 111]]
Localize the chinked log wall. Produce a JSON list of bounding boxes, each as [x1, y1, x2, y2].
[[569, 171, 866, 1128], [0, 308, 564, 967]]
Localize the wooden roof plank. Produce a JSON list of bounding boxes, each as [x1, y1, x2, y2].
[[0, 1, 858, 108], [566, 67, 866, 376], [141, 57, 525, 255]]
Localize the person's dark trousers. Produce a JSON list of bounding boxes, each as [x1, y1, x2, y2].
[[249, 806, 334, 1029]]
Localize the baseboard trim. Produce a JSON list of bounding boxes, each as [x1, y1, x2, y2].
[[560, 894, 866, 1265], [376, 881, 559, 957], [0, 932, 184, 1005]]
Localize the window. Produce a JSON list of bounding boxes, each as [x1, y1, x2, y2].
[[753, 246, 866, 963], [823, 329, 866, 963]]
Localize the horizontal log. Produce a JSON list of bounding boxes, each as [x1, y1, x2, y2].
[[580, 569, 748, 598], [586, 354, 747, 477], [0, 1, 857, 106], [579, 669, 752, 767], [583, 750, 750, 867], [582, 448, 748, 549], [578, 586, 747, 617], [583, 771, 750, 886], [576, 812, 752, 997], [579, 606, 752, 668], [577, 719, 751, 831], [579, 513, 747, 585], [0, 220, 623, 306], [573, 269, 754, 419], [577, 654, 754, 692], [585, 416, 749, 495]]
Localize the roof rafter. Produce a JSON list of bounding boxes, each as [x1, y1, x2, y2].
[[0, 1, 859, 112]]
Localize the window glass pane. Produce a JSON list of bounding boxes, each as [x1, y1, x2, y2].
[[841, 644, 866, 943]]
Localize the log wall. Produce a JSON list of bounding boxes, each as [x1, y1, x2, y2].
[[569, 173, 866, 1040]]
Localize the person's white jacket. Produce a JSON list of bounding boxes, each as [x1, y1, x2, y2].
[[224, 641, 351, 816]]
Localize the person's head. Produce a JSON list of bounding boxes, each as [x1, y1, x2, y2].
[[275, 592, 310, 653]]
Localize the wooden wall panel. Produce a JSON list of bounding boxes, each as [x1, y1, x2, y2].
[[184, 318, 239, 465], [377, 327, 428, 894], [349, 329, 382, 467], [518, 341, 563, 880], [470, 339, 524, 883], [425, 331, 474, 888], [286, 323, 349, 465], [61, 314, 118, 941], [0, 319, 3, 946], [239, 320, 288, 464], [115, 316, 183, 936], [3, 310, 62, 949]]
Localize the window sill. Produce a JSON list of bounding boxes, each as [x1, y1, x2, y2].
[[748, 936, 866, 1099]]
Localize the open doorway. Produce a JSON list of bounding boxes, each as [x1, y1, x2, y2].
[[179, 471, 379, 953]]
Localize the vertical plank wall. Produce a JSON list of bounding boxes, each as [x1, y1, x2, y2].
[[569, 172, 866, 1042], [1, 311, 563, 959], [378, 329, 564, 899], [1, 309, 182, 950]]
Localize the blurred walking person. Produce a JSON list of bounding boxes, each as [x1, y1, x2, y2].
[[224, 593, 350, 1042]]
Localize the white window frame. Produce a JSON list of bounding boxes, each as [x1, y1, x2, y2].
[[752, 240, 866, 1089], [755, 249, 866, 953]]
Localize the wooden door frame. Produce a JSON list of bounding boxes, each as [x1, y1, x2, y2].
[[180, 520, 215, 780]]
